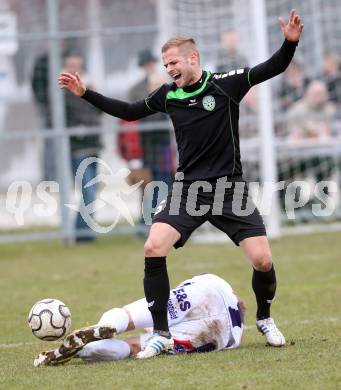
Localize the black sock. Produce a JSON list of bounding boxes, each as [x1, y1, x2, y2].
[[252, 264, 277, 320], [144, 257, 170, 334]]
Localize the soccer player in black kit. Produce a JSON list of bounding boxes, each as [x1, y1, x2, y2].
[[59, 10, 303, 358]]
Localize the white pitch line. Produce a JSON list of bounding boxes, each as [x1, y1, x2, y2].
[[0, 341, 39, 349]]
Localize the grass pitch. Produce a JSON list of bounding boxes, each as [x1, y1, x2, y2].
[[0, 231, 340, 390]]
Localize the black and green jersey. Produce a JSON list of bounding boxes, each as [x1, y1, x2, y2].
[[82, 39, 298, 180], [144, 69, 251, 180]]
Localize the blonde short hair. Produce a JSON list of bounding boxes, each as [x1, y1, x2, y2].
[[161, 36, 197, 53]]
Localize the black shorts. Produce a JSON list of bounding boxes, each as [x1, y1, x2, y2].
[[153, 178, 266, 248]]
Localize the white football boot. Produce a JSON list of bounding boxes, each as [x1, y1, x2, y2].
[[256, 317, 285, 347], [136, 333, 174, 359]]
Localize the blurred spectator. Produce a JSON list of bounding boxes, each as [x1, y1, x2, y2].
[[63, 54, 103, 243], [322, 52, 341, 107], [285, 80, 335, 200], [31, 52, 55, 181], [119, 49, 174, 234], [287, 80, 335, 142], [216, 30, 248, 72], [278, 60, 309, 111]]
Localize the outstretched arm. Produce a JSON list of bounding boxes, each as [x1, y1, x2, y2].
[[58, 72, 153, 121], [249, 9, 303, 85]]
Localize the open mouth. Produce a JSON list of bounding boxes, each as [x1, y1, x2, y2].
[[173, 73, 181, 82]]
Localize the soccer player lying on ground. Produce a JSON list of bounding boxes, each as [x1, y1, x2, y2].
[[34, 274, 244, 366], [59, 10, 303, 358]]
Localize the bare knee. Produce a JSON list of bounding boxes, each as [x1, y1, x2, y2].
[[144, 223, 180, 257], [251, 251, 273, 271], [240, 237, 273, 271], [144, 238, 164, 257]]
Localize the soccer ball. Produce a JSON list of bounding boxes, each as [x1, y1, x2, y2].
[[28, 298, 71, 341]]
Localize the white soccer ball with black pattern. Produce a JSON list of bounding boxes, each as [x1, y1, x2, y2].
[[28, 298, 71, 341]]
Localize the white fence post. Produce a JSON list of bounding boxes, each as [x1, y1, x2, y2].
[[251, 0, 281, 238], [47, 0, 74, 244]]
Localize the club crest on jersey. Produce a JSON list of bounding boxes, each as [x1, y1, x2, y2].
[[202, 95, 215, 111]]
